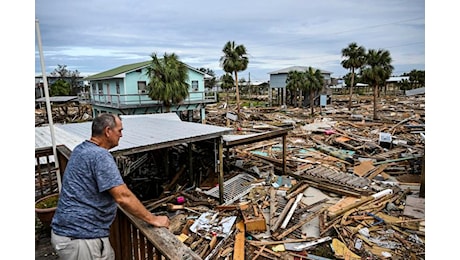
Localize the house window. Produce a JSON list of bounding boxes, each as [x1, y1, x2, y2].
[[138, 81, 147, 94], [92, 83, 96, 93], [116, 80, 120, 94], [192, 80, 198, 91], [98, 83, 103, 94]]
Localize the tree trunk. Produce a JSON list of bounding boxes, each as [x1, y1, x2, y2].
[[310, 91, 314, 116], [226, 90, 230, 126], [348, 70, 355, 111], [373, 84, 378, 120], [234, 72, 240, 115]]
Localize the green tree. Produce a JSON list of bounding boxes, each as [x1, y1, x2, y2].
[[398, 78, 411, 91], [361, 49, 394, 120], [198, 68, 217, 91], [50, 79, 70, 96], [408, 69, 425, 89], [285, 70, 305, 107], [341, 42, 366, 111], [146, 52, 189, 112], [304, 67, 325, 116], [50, 64, 81, 95], [220, 73, 234, 109], [219, 41, 249, 116]]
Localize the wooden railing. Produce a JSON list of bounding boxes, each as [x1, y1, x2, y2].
[[35, 145, 201, 260], [35, 145, 71, 200]]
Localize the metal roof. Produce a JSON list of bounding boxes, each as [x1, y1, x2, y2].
[[35, 113, 233, 156], [35, 96, 78, 103]]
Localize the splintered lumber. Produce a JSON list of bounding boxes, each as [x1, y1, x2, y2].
[[234, 220, 245, 260], [241, 203, 267, 232], [328, 189, 394, 218], [327, 196, 373, 219], [271, 196, 296, 232], [248, 238, 317, 247], [269, 187, 277, 227], [365, 164, 388, 180], [281, 193, 303, 229], [285, 181, 309, 200], [144, 194, 177, 211], [353, 161, 374, 177], [273, 207, 327, 240]]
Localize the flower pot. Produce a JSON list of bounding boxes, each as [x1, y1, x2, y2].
[[35, 193, 59, 228]]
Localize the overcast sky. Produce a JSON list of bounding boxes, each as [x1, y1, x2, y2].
[[34, 0, 425, 82]]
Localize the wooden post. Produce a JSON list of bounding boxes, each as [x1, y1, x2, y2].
[[218, 137, 224, 204], [419, 153, 425, 198], [282, 135, 287, 175]]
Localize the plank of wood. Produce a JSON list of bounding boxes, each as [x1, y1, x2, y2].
[[353, 160, 374, 177], [270, 196, 295, 232], [285, 182, 309, 200], [119, 207, 201, 260], [273, 207, 327, 240], [280, 193, 303, 229], [234, 221, 245, 260], [269, 187, 277, 227], [366, 164, 388, 180], [327, 196, 374, 218]]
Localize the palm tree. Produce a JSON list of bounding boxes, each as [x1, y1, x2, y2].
[[341, 42, 366, 111], [408, 69, 425, 89], [361, 49, 394, 120], [304, 67, 325, 116], [286, 70, 305, 107], [219, 41, 249, 116], [198, 68, 217, 91], [146, 52, 189, 112]]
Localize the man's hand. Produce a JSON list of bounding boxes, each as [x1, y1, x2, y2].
[[150, 215, 170, 228]]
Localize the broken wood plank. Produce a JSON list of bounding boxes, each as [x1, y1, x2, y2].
[[285, 181, 309, 200], [273, 207, 327, 240], [271, 196, 296, 232], [234, 220, 245, 260], [281, 193, 303, 229]]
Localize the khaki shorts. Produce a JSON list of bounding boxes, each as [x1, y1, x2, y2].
[[51, 230, 115, 260]]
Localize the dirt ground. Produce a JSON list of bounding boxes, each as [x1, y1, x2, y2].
[[35, 226, 58, 259]]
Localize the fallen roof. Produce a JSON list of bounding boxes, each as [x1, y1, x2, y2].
[[35, 113, 233, 155], [35, 96, 78, 103]]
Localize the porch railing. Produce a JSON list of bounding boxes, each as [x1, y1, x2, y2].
[[35, 145, 201, 260], [91, 91, 217, 108]]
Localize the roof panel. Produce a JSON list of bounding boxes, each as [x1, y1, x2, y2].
[[35, 113, 233, 155]]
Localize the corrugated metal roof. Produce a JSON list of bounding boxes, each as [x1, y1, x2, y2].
[[35, 113, 233, 155], [35, 96, 78, 103]]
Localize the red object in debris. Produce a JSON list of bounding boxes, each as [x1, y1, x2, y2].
[[176, 196, 185, 204], [325, 129, 335, 135], [237, 127, 242, 131]]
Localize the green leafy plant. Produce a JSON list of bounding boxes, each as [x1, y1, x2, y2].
[[36, 194, 59, 209]]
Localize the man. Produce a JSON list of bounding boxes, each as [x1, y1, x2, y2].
[[51, 113, 170, 259]]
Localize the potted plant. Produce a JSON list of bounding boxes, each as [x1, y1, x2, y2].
[[35, 193, 59, 229]]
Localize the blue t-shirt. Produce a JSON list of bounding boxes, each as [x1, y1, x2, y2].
[[51, 140, 124, 239]]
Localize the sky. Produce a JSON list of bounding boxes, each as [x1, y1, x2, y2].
[[34, 0, 425, 82]]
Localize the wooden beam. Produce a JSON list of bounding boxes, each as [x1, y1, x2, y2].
[[234, 220, 245, 260], [118, 207, 201, 260]]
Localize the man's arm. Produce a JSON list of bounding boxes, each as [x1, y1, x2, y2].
[[109, 184, 170, 228]]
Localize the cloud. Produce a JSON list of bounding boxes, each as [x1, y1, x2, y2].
[[35, 0, 425, 81]]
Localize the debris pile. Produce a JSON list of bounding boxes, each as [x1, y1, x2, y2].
[[144, 94, 425, 259]]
